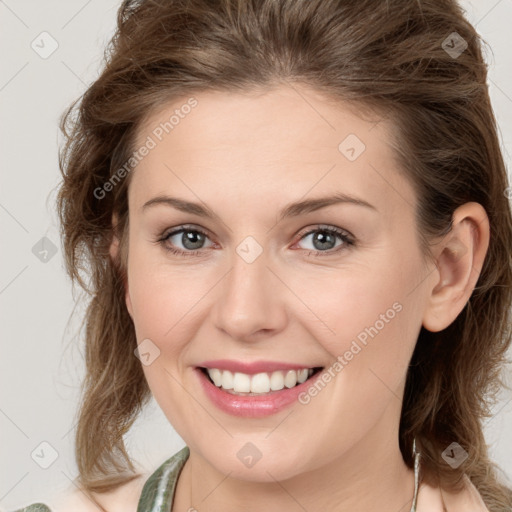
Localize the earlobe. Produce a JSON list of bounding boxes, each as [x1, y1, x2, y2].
[[422, 202, 490, 332]]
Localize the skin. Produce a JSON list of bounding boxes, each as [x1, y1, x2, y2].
[[110, 84, 489, 512]]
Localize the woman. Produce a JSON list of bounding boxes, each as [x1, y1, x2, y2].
[[13, 0, 512, 510]]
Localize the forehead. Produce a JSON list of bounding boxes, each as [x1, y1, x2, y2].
[[130, 85, 414, 218]]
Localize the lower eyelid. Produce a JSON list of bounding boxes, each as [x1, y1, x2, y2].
[[159, 226, 353, 255], [164, 229, 214, 249], [296, 227, 352, 246]]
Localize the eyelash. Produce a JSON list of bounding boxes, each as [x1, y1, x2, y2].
[[155, 224, 355, 258]]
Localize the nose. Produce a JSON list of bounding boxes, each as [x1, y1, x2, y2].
[[212, 244, 288, 342]]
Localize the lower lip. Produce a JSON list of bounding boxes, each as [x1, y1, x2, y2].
[[195, 368, 323, 418]]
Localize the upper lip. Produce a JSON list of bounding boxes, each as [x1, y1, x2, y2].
[[198, 359, 323, 374]]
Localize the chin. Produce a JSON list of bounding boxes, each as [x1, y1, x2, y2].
[[197, 441, 316, 483]]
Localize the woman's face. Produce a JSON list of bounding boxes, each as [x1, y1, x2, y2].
[[122, 84, 433, 481]]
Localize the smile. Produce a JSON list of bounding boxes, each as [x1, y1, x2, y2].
[[202, 367, 321, 394], [195, 362, 324, 418]]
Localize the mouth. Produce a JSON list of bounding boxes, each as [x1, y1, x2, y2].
[[198, 366, 324, 396], [194, 359, 327, 417]]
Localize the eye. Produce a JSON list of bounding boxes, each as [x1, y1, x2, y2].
[[157, 225, 214, 256], [295, 225, 354, 256], [155, 224, 354, 258]]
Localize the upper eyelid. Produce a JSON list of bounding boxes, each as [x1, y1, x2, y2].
[[163, 224, 210, 237], [162, 224, 353, 245], [296, 224, 353, 239]]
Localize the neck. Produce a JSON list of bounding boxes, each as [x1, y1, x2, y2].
[[173, 409, 415, 512]]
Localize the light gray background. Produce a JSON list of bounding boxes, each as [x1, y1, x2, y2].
[[1, 0, 511, 509]]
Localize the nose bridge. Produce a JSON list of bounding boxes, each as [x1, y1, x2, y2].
[[212, 235, 286, 340]]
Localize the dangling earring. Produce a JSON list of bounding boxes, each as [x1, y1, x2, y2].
[[410, 437, 421, 511]]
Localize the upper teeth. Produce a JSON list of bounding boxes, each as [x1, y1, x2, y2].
[[206, 368, 314, 394]]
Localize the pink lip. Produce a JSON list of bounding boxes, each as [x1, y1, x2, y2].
[[198, 359, 317, 374], [195, 366, 323, 418]]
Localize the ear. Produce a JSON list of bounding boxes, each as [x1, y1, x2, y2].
[[422, 202, 490, 332], [109, 213, 133, 319]]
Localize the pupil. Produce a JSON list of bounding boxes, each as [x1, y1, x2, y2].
[[182, 231, 204, 250], [313, 231, 335, 250], [179, 230, 336, 251]]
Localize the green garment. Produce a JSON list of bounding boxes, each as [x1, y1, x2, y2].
[[11, 446, 190, 512], [11, 445, 420, 511]]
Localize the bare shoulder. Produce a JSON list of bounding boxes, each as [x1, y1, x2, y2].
[[51, 474, 149, 512], [440, 475, 490, 512], [416, 474, 489, 512]]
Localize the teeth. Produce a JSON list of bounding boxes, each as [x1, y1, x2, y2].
[[270, 370, 284, 391], [221, 370, 234, 389], [233, 372, 251, 392], [206, 367, 317, 394], [297, 368, 309, 383], [251, 372, 270, 393], [209, 368, 223, 387], [284, 370, 297, 388]]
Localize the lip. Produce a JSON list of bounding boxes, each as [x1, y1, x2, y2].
[[195, 365, 324, 418], [198, 359, 318, 374]]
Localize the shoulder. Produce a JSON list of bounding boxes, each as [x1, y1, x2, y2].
[[10, 448, 190, 512], [417, 474, 489, 512], [54, 473, 149, 512], [11, 473, 149, 512], [440, 474, 490, 511]]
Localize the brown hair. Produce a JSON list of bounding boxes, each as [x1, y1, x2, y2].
[[57, 0, 512, 509]]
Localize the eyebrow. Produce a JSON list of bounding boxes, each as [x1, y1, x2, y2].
[[141, 192, 377, 220]]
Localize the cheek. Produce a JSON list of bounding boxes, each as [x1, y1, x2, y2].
[[293, 257, 420, 390], [291, 268, 420, 448], [126, 252, 206, 428], [126, 240, 208, 343]]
